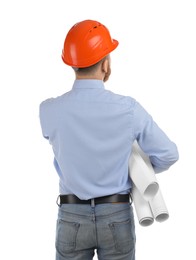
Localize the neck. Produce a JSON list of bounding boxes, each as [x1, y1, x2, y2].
[[76, 75, 102, 80], [75, 68, 105, 81]]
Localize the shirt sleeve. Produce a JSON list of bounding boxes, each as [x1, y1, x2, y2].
[[39, 101, 50, 140], [133, 101, 179, 173]]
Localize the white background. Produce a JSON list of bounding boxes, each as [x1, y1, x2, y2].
[[0, 0, 195, 259]]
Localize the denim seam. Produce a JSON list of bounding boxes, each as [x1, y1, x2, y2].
[[96, 207, 131, 220]]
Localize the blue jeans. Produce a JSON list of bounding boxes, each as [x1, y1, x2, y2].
[[56, 202, 136, 260]]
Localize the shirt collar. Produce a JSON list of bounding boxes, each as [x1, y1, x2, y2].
[[72, 79, 105, 90]]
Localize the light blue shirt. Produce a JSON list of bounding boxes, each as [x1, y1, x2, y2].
[[39, 80, 179, 200]]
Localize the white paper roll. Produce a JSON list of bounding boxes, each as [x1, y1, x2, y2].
[[130, 141, 169, 226], [129, 142, 159, 200], [149, 189, 169, 222], [132, 184, 154, 227]]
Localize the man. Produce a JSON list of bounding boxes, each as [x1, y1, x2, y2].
[[39, 20, 179, 260]]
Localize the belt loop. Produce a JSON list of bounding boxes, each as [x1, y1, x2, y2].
[[129, 193, 133, 205], [91, 198, 95, 207], [56, 195, 61, 207]]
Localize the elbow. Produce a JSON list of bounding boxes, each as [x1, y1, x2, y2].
[[171, 143, 179, 163], [151, 144, 179, 173]]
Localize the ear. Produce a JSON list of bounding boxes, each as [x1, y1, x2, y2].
[[102, 59, 109, 73]]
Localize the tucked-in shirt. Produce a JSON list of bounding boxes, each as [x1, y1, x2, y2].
[[39, 79, 179, 200]]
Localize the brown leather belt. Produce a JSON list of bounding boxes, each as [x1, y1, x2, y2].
[[58, 194, 130, 205]]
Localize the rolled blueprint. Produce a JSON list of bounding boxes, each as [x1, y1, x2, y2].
[[130, 142, 169, 226], [129, 142, 159, 200], [132, 184, 154, 227], [149, 189, 169, 222]]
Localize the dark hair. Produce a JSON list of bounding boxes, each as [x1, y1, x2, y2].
[[72, 56, 107, 75]]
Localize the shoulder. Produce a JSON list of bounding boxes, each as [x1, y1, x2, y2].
[[104, 89, 136, 107], [39, 92, 70, 111], [39, 95, 63, 121]]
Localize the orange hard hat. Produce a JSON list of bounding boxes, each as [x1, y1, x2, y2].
[[62, 20, 119, 68]]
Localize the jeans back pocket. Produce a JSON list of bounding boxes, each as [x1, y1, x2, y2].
[[109, 218, 135, 254], [56, 219, 80, 255]]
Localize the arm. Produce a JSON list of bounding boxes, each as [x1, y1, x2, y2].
[[133, 101, 179, 173]]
